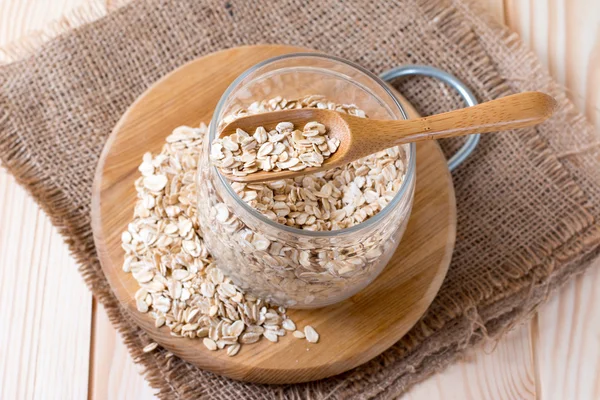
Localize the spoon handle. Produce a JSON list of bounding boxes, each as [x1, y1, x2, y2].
[[361, 91, 556, 147]]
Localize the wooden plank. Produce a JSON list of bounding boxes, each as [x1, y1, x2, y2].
[[0, 0, 103, 62], [503, 2, 600, 398], [405, 324, 536, 399], [0, 168, 93, 399], [0, 0, 100, 399], [90, 304, 157, 400], [532, 260, 600, 400], [0, 0, 155, 397], [504, 0, 600, 129]]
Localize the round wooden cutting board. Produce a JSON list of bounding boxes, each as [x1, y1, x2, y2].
[[91, 45, 456, 384]]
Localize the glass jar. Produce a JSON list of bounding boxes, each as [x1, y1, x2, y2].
[[197, 54, 416, 308]]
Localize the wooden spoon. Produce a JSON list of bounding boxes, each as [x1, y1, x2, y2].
[[218, 91, 556, 182]]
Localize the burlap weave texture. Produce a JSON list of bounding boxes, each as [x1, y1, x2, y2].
[[1, 0, 599, 398]]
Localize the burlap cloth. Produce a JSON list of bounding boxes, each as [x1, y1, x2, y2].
[[1, 0, 599, 398]]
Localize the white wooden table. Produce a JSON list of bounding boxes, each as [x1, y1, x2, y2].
[[1, 1, 599, 398]]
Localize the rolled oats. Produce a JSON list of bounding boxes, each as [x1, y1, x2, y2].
[[203, 338, 218, 351], [293, 330, 305, 339], [282, 319, 296, 331], [121, 124, 314, 356], [216, 96, 406, 232], [226, 343, 241, 357], [143, 342, 159, 353], [211, 120, 340, 176], [304, 325, 320, 343], [123, 94, 411, 356], [198, 95, 412, 308]]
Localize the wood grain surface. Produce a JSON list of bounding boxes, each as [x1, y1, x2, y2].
[[90, 305, 156, 399], [0, 163, 93, 399], [504, 0, 600, 130], [91, 44, 456, 384], [1, 0, 598, 398]]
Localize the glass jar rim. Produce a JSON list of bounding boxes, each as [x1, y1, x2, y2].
[[208, 52, 416, 238]]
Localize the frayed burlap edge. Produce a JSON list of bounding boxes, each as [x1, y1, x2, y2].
[[372, 0, 599, 349], [0, 0, 129, 64], [1, 0, 599, 398], [356, 224, 600, 399]]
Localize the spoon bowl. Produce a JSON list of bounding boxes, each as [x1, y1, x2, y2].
[[217, 108, 356, 181]]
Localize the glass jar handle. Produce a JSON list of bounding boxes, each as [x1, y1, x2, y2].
[[380, 65, 479, 171]]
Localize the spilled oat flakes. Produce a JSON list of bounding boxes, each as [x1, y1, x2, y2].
[[121, 124, 318, 355]]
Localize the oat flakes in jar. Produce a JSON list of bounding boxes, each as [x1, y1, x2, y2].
[[197, 54, 416, 308]]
